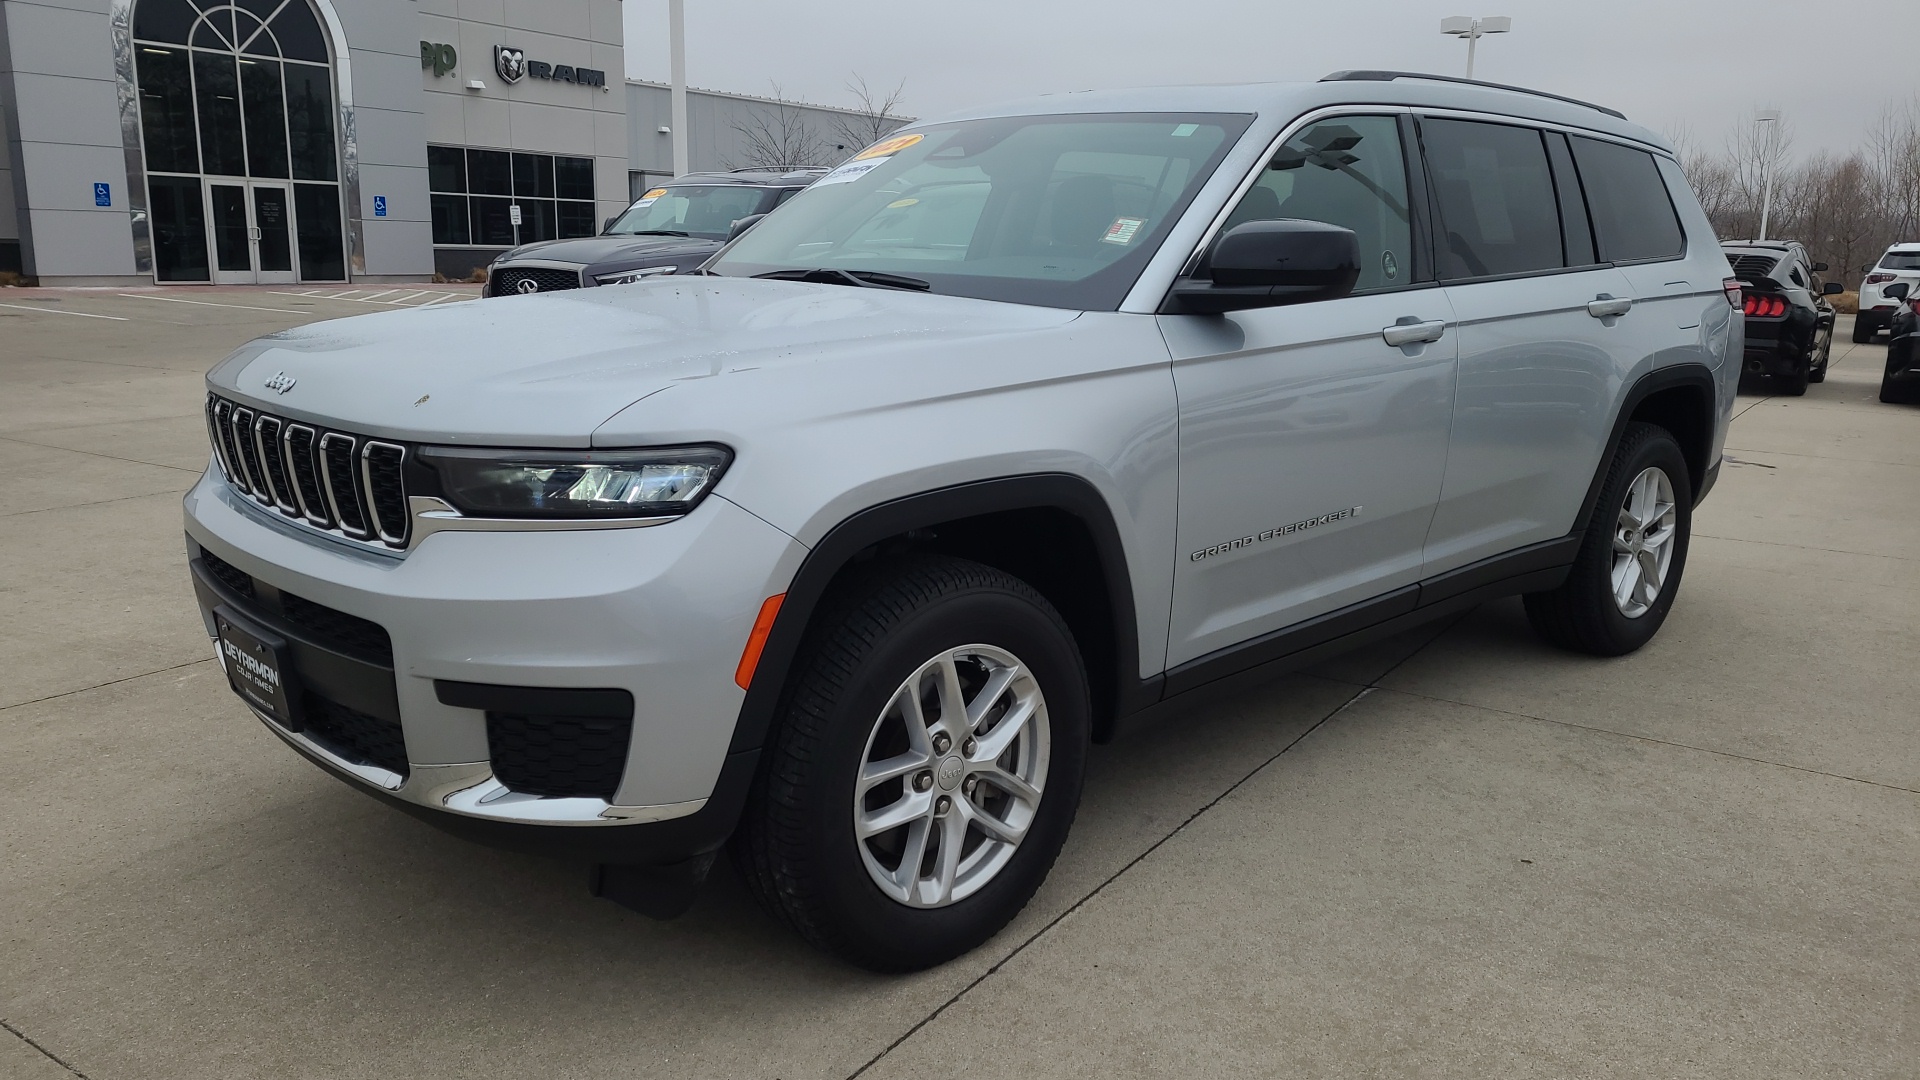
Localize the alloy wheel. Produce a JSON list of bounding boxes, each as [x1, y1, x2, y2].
[[1611, 466, 1677, 618], [852, 644, 1049, 908]]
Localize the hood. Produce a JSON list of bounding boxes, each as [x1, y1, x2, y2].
[[496, 233, 719, 267], [208, 277, 1080, 447]]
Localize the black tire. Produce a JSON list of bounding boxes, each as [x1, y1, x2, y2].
[[1524, 422, 1693, 657], [733, 554, 1089, 972], [1852, 317, 1875, 343], [1882, 369, 1919, 404]]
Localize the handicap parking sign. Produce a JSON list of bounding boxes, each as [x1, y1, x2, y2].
[[93, 182, 110, 207], [373, 195, 387, 217]]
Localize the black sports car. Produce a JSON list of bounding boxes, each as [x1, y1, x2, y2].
[[1723, 240, 1843, 396], [1879, 281, 1920, 404], [483, 169, 826, 298]]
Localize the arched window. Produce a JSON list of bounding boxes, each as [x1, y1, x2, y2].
[[134, 0, 345, 282]]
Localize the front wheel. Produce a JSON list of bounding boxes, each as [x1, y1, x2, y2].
[[734, 555, 1089, 972], [1808, 326, 1831, 383], [1525, 422, 1693, 656]]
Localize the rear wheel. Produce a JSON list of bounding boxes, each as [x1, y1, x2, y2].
[[734, 555, 1089, 972], [1808, 325, 1831, 383], [1852, 316, 1875, 343], [1776, 360, 1810, 396], [1525, 423, 1693, 656]]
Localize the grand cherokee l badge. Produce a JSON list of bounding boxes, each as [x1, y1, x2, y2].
[[1190, 506, 1363, 562]]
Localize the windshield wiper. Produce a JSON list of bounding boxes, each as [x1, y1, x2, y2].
[[617, 229, 691, 237], [753, 268, 932, 292]]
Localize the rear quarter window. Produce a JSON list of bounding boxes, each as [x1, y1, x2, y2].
[[1569, 136, 1684, 263]]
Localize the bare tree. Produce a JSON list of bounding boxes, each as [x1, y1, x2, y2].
[[826, 75, 909, 158], [727, 83, 832, 170]]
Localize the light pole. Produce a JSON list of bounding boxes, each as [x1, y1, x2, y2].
[[668, 0, 689, 177], [1441, 16, 1511, 80], [1755, 110, 1780, 242]]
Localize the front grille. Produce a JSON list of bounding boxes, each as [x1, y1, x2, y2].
[[279, 591, 394, 666], [199, 548, 256, 600], [207, 394, 408, 550], [1729, 254, 1779, 280], [302, 691, 410, 777], [487, 713, 633, 800], [489, 266, 582, 296]]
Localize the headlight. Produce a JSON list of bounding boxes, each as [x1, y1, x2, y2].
[[595, 265, 678, 285], [416, 445, 730, 519]]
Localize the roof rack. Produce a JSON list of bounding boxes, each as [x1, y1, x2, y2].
[[1320, 70, 1627, 121]]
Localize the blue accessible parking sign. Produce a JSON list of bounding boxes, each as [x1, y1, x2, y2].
[[93, 183, 110, 207], [373, 195, 387, 217]]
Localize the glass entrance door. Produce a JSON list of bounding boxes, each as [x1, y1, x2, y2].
[[206, 181, 298, 284]]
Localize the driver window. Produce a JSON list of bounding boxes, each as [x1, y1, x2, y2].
[[1221, 115, 1413, 291]]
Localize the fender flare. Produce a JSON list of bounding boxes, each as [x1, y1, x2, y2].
[[726, 473, 1147, 754], [1573, 362, 1719, 533]]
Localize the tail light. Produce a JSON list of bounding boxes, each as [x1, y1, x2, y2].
[[1865, 272, 1894, 285], [1741, 295, 1787, 318], [1723, 278, 1742, 308]]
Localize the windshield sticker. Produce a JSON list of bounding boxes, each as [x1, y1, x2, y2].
[[887, 197, 920, 209], [1101, 217, 1146, 245], [632, 197, 659, 208], [1171, 123, 1199, 137], [816, 158, 890, 187], [640, 188, 667, 200], [854, 133, 923, 161]]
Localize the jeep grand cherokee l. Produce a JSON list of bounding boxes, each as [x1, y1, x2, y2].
[[186, 71, 1738, 972]]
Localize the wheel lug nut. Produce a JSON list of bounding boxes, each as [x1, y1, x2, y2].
[[935, 795, 952, 816], [962, 737, 977, 756], [962, 775, 977, 796], [932, 733, 952, 755], [914, 771, 933, 792]]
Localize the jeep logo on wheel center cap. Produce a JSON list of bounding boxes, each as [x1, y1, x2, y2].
[[936, 756, 964, 791]]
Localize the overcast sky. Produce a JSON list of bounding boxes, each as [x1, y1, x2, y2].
[[622, 0, 1915, 164]]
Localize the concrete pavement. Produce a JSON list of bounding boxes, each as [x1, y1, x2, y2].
[[1, 292, 1914, 1078]]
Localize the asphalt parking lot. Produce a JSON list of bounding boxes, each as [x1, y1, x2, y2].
[[2, 289, 1915, 1079]]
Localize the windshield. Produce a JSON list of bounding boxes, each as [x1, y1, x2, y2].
[[708, 112, 1252, 310], [1879, 252, 1920, 271], [606, 185, 776, 241]]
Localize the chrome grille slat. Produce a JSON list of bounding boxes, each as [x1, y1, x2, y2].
[[253, 415, 298, 515], [203, 395, 408, 551], [283, 424, 333, 528], [230, 407, 271, 504]]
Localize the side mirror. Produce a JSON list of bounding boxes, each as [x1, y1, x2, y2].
[[726, 213, 768, 242], [603, 216, 618, 233], [1812, 261, 1829, 272], [1164, 218, 1361, 315], [1887, 282, 1911, 300], [1822, 281, 1844, 295]]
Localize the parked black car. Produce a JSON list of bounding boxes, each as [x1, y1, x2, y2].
[[483, 169, 826, 297], [1880, 281, 1920, 403], [1722, 240, 1842, 395]]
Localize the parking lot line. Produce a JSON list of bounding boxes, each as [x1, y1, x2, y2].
[[116, 292, 306, 314], [0, 301, 127, 320]]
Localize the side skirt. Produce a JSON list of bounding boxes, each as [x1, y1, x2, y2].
[[1147, 534, 1580, 707]]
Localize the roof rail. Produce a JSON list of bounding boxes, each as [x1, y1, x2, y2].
[[1320, 70, 1627, 121]]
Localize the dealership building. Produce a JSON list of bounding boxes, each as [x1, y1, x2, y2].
[[0, 0, 899, 285]]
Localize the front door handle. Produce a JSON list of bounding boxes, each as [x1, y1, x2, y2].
[[1382, 319, 1447, 347], [1588, 294, 1634, 318]]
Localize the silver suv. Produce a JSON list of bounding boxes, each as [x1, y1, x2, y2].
[[186, 71, 1740, 971]]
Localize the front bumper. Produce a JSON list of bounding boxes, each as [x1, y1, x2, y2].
[[184, 467, 805, 861]]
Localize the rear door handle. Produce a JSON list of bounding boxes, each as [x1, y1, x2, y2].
[[1382, 319, 1447, 347], [1588, 294, 1634, 318]]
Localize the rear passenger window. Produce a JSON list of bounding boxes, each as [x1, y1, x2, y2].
[[1568, 136, 1684, 263], [1421, 119, 1564, 279]]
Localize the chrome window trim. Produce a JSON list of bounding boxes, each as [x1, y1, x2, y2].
[[282, 423, 333, 528], [359, 440, 410, 548], [252, 415, 299, 515], [317, 431, 373, 539]]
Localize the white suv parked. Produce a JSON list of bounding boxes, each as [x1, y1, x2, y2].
[[1857, 242, 1920, 341], [187, 71, 1740, 971]]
